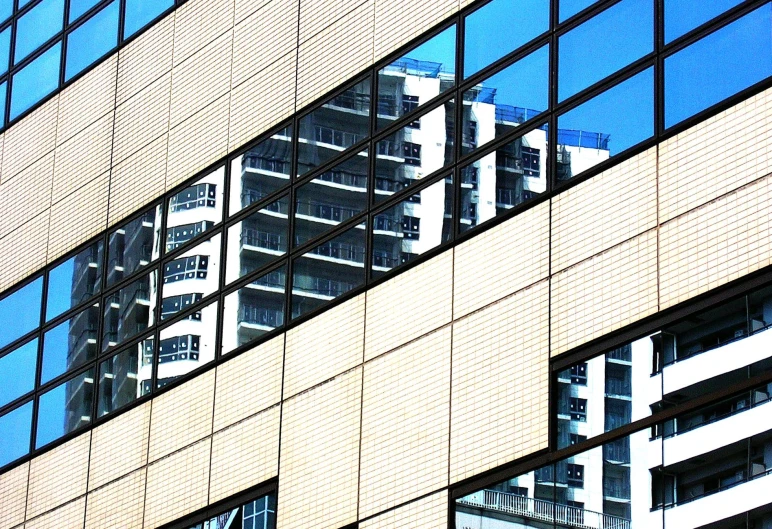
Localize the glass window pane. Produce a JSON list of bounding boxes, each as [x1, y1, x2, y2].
[[295, 148, 368, 247], [36, 368, 94, 448], [156, 300, 217, 388], [162, 234, 221, 315], [97, 337, 153, 416], [0, 276, 42, 350], [15, 0, 64, 64], [64, 0, 119, 80], [0, 81, 6, 126], [166, 166, 224, 253], [0, 0, 11, 24], [10, 41, 61, 121], [106, 204, 163, 287], [560, 0, 600, 21], [558, 0, 653, 102], [18, 0, 33, 7], [291, 222, 366, 319], [460, 124, 548, 232], [665, 4, 772, 129], [0, 401, 32, 466], [46, 239, 103, 321], [374, 99, 455, 203], [461, 45, 548, 155], [123, 0, 173, 38], [463, 0, 549, 78], [229, 124, 293, 216], [41, 303, 99, 384], [102, 271, 158, 351], [557, 67, 654, 181], [297, 77, 371, 178], [376, 24, 456, 130], [68, 0, 100, 22], [0, 26, 11, 75], [0, 339, 37, 408], [222, 265, 286, 354], [225, 194, 289, 284], [665, 0, 743, 43], [372, 175, 453, 279]]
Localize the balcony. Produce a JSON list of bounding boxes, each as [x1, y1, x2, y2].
[[306, 240, 366, 265], [241, 228, 285, 253], [239, 305, 284, 328], [326, 90, 371, 114], [242, 155, 290, 176], [316, 169, 367, 189], [313, 125, 361, 150], [292, 276, 356, 299], [295, 200, 360, 224]]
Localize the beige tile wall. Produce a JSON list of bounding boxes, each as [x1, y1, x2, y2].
[[360, 491, 449, 529]]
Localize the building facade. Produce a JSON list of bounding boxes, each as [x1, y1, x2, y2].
[[0, 0, 772, 528]]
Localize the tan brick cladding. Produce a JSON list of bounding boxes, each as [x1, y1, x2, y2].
[[25, 497, 86, 529], [360, 491, 448, 529], [84, 469, 146, 529], [0, 462, 28, 528]]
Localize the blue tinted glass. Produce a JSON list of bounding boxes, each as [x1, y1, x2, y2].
[[0, 82, 6, 126], [65, 0, 119, 81], [0, 402, 32, 466], [559, 0, 653, 102], [0, 277, 42, 350], [464, 0, 549, 78], [557, 68, 654, 180], [46, 240, 103, 321], [124, 0, 173, 39], [0, 339, 37, 408], [665, 0, 744, 43], [665, 4, 772, 129], [68, 0, 100, 22], [41, 304, 99, 384], [10, 42, 61, 121], [18, 0, 34, 6], [0, 27, 10, 75], [36, 368, 94, 448], [15, 0, 64, 64], [560, 0, 599, 21], [0, 0, 11, 23]]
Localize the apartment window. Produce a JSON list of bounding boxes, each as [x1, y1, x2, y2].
[[402, 95, 420, 128], [570, 397, 587, 421], [566, 463, 584, 488], [570, 362, 588, 385], [402, 215, 420, 240], [163, 256, 209, 283], [522, 146, 541, 177], [161, 293, 203, 320], [158, 335, 200, 363], [169, 183, 217, 212], [165, 221, 215, 252], [403, 142, 421, 165], [570, 433, 587, 445]]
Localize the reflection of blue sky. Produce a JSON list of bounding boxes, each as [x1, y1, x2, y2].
[[47, 258, 76, 321], [0, 338, 37, 407], [390, 24, 456, 74], [471, 44, 549, 114], [665, 0, 743, 43], [0, 27, 10, 75], [0, 277, 42, 349], [123, 0, 173, 39], [560, 0, 599, 21], [0, 0, 10, 23], [69, 0, 100, 22], [665, 4, 772, 128], [14, 0, 63, 63], [10, 42, 61, 120], [0, 401, 32, 466], [65, 0, 119, 81], [41, 320, 72, 384]]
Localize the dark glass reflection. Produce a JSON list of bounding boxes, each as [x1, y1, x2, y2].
[[560, 0, 600, 21], [558, 0, 653, 102], [166, 166, 224, 253], [124, 0, 173, 38], [0, 276, 42, 350], [291, 221, 366, 319], [297, 78, 371, 178], [106, 204, 163, 287], [664, 0, 743, 43], [665, 4, 772, 129], [156, 300, 217, 388], [65, 0, 119, 81], [69, 0, 101, 22], [14, 0, 64, 64], [162, 234, 221, 314], [376, 24, 456, 130], [463, 0, 549, 78], [0, 27, 10, 76], [41, 303, 99, 384], [222, 265, 286, 354], [97, 337, 153, 416], [102, 271, 157, 351], [0, 401, 32, 466], [460, 124, 548, 232], [225, 194, 289, 284], [557, 67, 653, 181], [229, 125, 293, 216], [371, 175, 453, 279], [374, 99, 455, 203], [187, 493, 276, 529], [461, 45, 548, 155], [46, 239, 103, 321], [295, 148, 368, 246], [0, 339, 37, 408], [36, 368, 94, 448], [10, 41, 61, 121]]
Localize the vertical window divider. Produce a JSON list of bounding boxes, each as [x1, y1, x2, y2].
[[365, 67, 378, 284], [58, 0, 69, 86], [215, 162, 232, 362], [284, 116, 300, 324], [117, 0, 126, 42], [655, 0, 665, 136], [548, 0, 559, 191], [452, 12, 464, 240]]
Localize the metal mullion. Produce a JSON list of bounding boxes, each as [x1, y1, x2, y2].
[[554, 0, 616, 27], [215, 140, 233, 362], [59, 0, 69, 86], [0, 391, 34, 422], [284, 114, 299, 328], [552, 0, 623, 36], [32, 358, 96, 408], [98, 262, 162, 318], [456, 116, 550, 171], [655, 0, 664, 136], [451, 12, 463, 241], [364, 61, 377, 285]]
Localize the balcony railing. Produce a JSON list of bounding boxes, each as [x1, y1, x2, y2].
[[496, 187, 524, 206], [382, 57, 445, 78], [317, 169, 367, 189], [243, 156, 290, 175], [327, 91, 371, 113], [377, 140, 401, 157], [295, 200, 360, 223], [606, 377, 632, 397], [239, 305, 284, 327], [293, 276, 356, 297], [604, 479, 631, 500], [558, 129, 611, 150], [241, 228, 285, 252], [661, 466, 772, 510], [308, 241, 366, 263], [495, 105, 543, 124], [314, 125, 361, 149]]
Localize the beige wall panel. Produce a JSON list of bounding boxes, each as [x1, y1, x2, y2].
[[144, 438, 211, 529], [299, 0, 366, 43], [235, 0, 273, 24], [0, 153, 54, 238], [0, 211, 50, 292], [0, 132, 5, 183], [209, 404, 280, 504], [228, 50, 296, 152], [52, 113, 114, 203], [149, 369, 215, 463], [552, 229, 659, 356], [284, 293, 365, 399], [552, 148, 657, 273], [450, 280, 549, 483], [88, 402, 150, 491], [359, 327, 451, 519], [26, 432, 90, 519], [84, 468, 146, 529], [172, 0, 234, 66], [213, 335, 284, 432], [360, 490, 448, 529], [56, 57, 117, 145], [296, 1, 374, 109], [116, 15, 175, 104], [277, 368, 361, 529], [113, 72, 171, 165], [373, 0, 458, 62], [232, 0, 298, 87], [166, 94, 230, 191], [47, 171, 109, 261], [108, 134, 168, 225], [659, 88, 772, 223], [365, 250, 453, 361], [1, 96, 58, 183], [25, 497, 85, 529], [170, 31, 233, 128], [454, 201, 549, 319], [0, 462, 28, 529], [660, 174, 772, 309]]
